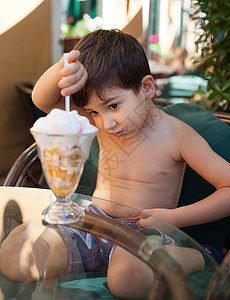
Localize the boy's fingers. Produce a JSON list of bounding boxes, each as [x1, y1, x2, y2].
[[58, 49, 86, 96], [67, 50, 80, 63], [140, 209, 152, 219], [59, 67, 87, 89], [61, 76, 87, 96], [138, 217, 151, 228], [60, 62, 81, 77]]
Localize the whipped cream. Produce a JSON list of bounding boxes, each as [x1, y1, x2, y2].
[[31, 108, 97, 135], [30, 109, 98, 160]]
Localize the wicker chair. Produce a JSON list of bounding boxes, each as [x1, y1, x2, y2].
[[3, 143, 46, 188]]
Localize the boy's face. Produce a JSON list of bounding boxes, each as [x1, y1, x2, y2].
[[84, 83, 152, 140]]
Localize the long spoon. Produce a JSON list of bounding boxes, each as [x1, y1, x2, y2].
[[63, 53, 70, 112]]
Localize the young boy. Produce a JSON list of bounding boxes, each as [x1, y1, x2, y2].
[[1, 29, 230, 298]]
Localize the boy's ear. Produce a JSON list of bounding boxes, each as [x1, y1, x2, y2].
[[141, 75, 155, 98]]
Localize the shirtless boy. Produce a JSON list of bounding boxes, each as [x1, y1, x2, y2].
[[1, 29, 230, 299]]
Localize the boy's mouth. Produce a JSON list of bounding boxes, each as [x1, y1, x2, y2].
[[111, 130, 125, 137]]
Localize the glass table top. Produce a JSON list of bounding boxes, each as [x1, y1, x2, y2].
[[0, 186, 229, 300]]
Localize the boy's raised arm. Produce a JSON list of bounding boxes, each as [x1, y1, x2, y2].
[[32, 50, 87, 113], [32, 59, 64, 113]]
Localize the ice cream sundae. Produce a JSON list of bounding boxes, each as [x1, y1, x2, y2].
[[30, 108, 98, 224]]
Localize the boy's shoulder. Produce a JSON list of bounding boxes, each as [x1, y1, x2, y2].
[[155, 110, 199, 157], [162, 110, 196, 135], [156, 109, 191, 137]]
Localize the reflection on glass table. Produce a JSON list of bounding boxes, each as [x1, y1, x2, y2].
[[0, 187, 229, 300]]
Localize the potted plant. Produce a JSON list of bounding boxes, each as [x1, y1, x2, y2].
[[191, 0, 230, 118], [61, 14, 103, 52]]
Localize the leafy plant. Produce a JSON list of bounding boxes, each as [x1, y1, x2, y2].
[[191, 0, 230, 112], [61, 14, 103, 38]]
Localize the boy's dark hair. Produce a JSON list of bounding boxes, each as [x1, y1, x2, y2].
[[72, 29, 151, 107]]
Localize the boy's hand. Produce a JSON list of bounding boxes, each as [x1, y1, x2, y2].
[[138, 208, 177, 228], [58, 50, 88, 97]]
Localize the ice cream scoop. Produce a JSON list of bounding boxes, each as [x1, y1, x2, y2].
[[31, 108, 98, 159], [31, 108, 97, 135]]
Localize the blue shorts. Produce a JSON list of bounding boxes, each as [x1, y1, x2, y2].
[[57, 201, 178, 275]]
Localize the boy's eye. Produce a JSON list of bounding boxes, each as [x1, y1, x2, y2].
[[109, 104, 118, 110], [89, 111, 98, 116]]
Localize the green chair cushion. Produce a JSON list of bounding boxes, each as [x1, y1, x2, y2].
[[59, 270, 213, 300], [77, 136, 99, 196], [77, 103, 230, 250], [60, 277, 113, 299]]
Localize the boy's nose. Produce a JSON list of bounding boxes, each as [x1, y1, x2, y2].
[[102, 115, 116, 131]]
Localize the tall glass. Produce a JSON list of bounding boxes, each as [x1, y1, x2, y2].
[[30, 129, 97, 224]]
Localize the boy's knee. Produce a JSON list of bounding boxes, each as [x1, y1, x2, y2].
[[0, 237, 44, 282], [0, 225, 46, 282], [107, 263, 133, 299], [0, 224, 68, 283], [107, 248, 153, 299], [0, 239, 25, 282], [108, 262, 153, 299]]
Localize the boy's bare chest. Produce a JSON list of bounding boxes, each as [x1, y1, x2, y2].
[[98, 134, 182, 185], [94, 133, 185, 215]]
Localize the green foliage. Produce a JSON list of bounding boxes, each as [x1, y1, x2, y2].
[[192, 0, 230, 112], [61, 14, 103, 38]]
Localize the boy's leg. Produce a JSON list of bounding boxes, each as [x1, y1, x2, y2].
[[0, 223, 68, 282], [107, 246, 153, 299], [107, 245, 205, 299]]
